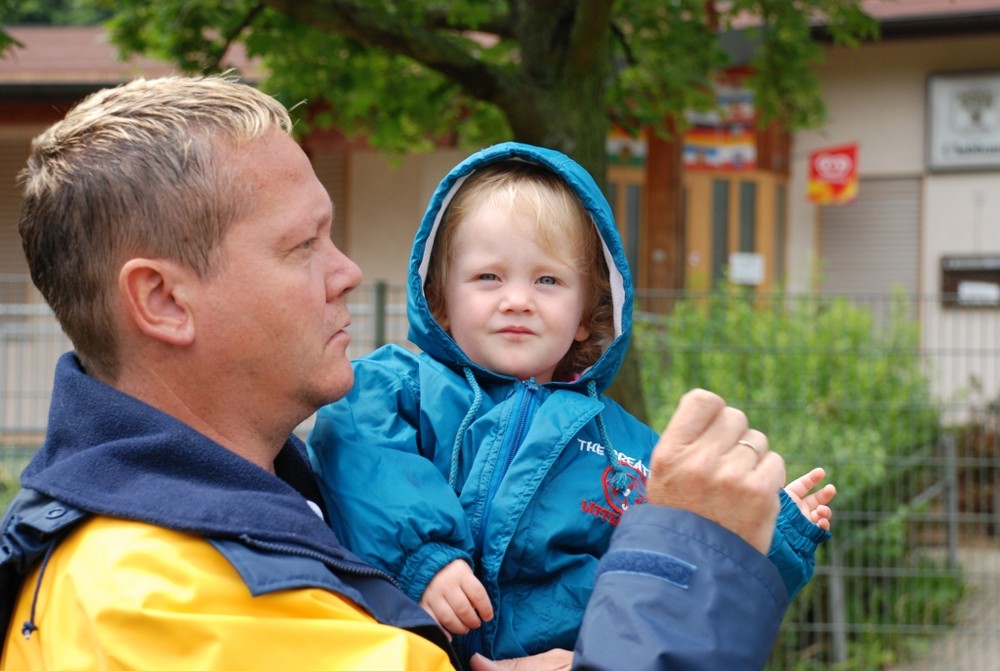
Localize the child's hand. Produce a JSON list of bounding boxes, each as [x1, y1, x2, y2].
[[420, 559, 494, 636], [784, 467, 836, 531]]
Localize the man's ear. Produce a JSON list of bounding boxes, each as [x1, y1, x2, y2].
[[118, 258, 196, 346]]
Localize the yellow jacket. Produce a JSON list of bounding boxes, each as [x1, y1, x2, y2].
[[2, 517, 456, 671]]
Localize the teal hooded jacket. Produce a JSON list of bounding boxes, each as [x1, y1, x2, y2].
[[307, 142, 829, 662]]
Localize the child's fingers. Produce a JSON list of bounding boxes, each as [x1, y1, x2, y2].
[[810, 504, 833, 530], [814, 483, 837, 506], [785, 467, 826, 498], [424, 595, 468, 635], [461, 573, 494, 622]]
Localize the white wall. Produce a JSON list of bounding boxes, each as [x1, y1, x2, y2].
[[787, 33, 1000, 293], [344, 148, 467, 285], [788, 33, 1000, 409]]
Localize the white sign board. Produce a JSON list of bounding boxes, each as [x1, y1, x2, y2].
[[928, 71, 1000, 171], [729, 252, 765, 286], [957, 280, 1000, 306]]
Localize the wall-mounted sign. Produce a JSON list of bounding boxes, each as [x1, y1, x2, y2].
[[729, 252, 765, 286], [808, 143, 859, 205], [606, 126, 648, 167], [941, 255, 1000, 308], [927, 71, 1000, 172], [682, 68, 757, 172]]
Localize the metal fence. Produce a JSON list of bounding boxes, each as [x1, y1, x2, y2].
[[2, 276, 1000, 670], [633, 289, 1000, 671], [0, 277, 411, 445]]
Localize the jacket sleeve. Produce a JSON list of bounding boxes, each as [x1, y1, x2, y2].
[[307, 349, 475, 602], [1, 518, 457, 671], [766, 488, 832, 600], [572, 504, 788, 671]]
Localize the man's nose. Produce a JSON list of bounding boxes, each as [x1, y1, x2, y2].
[[325, 243, 363, 299]]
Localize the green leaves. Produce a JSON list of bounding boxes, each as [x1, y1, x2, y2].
[[68, 0, 877, 157], [636, 288, 940, 498], [636, 288, 952, 667]]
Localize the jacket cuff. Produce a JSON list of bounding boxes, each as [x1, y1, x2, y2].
[[766, 489, 833, 600], [399, 541, 472, 603], [615, 503, 788, 607], [773, 488, 832, 553], [575, 504, 787, 671]]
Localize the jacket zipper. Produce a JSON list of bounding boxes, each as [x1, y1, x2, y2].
[[475, 380, 538, 550], [466, 380, 538, 659], [237, 534, 400, 586]]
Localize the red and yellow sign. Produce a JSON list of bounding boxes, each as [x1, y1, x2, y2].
[[808, 143, 859, 204]]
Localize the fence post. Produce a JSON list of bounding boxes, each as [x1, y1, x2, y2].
[[0, 325, 6, 439], [373, 280, 388, 349], [828, 538, 848, 664], [944, 433, 959, 569]]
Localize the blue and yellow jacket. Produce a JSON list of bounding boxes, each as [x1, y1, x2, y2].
[[0, 353, 795, 670], [308, 142, 830, 662], [0, 353, 458, 671]]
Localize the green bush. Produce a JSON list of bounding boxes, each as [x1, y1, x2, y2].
[[634, 287, 961, 669], [0, 466, 19, 511], [0, 447, 35, 513]]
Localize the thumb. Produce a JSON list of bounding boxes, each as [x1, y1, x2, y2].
[[469, 653, 501, 671], [661, 388, 726, 445]]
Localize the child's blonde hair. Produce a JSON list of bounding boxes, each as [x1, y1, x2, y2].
[[425, 160, 613, 381]]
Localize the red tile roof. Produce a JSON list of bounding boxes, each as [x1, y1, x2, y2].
[[0, 26, 258, 84], [864, 0, 1000, 20]]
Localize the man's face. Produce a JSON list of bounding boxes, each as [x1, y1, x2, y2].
[[194, 129, 362, 423]]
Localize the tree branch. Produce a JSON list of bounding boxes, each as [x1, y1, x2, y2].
[[262, 0, 510, 105], [419, 7, 515, 39], [208, 2, 267, 71], [568, 0, 614, 71], [609, 20, 636, 67]]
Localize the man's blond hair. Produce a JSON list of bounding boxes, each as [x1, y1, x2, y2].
[[19, 74, 293, 379]]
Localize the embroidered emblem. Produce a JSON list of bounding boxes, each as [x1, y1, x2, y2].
[[602, 462, 648, 512], [581, 461, 648, 527]]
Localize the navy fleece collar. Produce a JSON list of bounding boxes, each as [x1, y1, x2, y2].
[[22, 353, 351, 560]]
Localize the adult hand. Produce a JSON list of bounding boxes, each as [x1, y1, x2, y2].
[[468, 649, 572, 671], [645, 388, 785, 554]]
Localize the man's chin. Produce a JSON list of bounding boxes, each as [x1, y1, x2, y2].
[[314, 366, 355, 407]]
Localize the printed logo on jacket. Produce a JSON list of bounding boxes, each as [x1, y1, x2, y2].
[[577, 439, 648, 526]]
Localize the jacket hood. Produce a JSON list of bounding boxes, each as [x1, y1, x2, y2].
[[19, 353, 354, 561], [406, 142, 633, 393]]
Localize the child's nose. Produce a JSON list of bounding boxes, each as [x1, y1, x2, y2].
[[500, 283, 534, 312]]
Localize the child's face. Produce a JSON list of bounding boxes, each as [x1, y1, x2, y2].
[[441, 201, 590, 384]]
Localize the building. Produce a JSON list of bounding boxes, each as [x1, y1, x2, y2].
[[1, 2, 999, 410], [790, 0, 1000, 408], [0, 25, 465, 293]]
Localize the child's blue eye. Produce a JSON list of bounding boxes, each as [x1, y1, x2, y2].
[[478, 273, 499, 281], [538, 276, 557, 285]]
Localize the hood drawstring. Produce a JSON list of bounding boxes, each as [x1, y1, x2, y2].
[[588, 380, 631, 494], [449, 367, 483, 491], [21, 541, 57, 640]]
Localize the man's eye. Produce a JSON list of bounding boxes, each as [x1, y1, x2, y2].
[[299, 238, 316, 251]]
